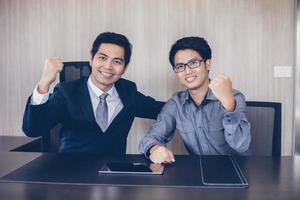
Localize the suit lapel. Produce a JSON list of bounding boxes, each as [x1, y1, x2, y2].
[[115, 79, 131, 108], [78, 78, 95, 122], [105, 79, 131, 132], [76, 78, 132, 132]]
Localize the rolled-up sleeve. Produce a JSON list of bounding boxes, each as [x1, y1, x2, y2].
[[31, 85, 50, 105]]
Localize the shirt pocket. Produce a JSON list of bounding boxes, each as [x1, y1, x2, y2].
[[179, 125, 195, 135]]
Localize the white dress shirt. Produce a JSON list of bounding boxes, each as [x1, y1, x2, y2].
[[31, 77, 123, 125]]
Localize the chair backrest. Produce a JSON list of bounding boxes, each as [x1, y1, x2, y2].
[[60, 61, 91, 82], [42, 61, 91, 152], [246, 101, 281, 156]]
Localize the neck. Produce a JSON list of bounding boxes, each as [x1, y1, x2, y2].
[[188, 78, 209, 106], [90, 76, 112, 93]]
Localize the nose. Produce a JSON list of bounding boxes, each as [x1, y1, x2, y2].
[[185, 65, 193, 74], [102, 60, 113, 69]]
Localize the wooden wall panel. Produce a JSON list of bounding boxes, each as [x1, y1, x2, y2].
[[0, 0, 295, 155]]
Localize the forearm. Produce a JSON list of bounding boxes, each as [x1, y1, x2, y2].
[[138, 119, 176, 157], [223, 112, 251, 153], [138, 99, 177, 156], [138, 134, 166, 157], [135, 91, 165, 120]]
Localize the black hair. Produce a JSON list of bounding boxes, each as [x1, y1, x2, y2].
[[169, 36, 211, 67], [91, 32, 132, 66]]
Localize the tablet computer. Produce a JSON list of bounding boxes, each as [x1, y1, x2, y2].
[[200, 155, 248, 188], [99, 162, 165, 175]]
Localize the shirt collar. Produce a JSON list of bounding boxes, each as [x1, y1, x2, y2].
[[87, 77, 118, 99], [180, 88, 217, 105], [206, 88, 218, 101]]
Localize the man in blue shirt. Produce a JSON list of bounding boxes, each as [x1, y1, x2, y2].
[[139, 36, 251, 164]]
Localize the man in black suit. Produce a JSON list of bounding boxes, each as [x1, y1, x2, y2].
[[22, 32, 164, 155]]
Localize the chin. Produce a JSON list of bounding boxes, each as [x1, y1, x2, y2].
[[187, 84, 201, 91], [184, 82, 197, 88], [100, 79, 114, 86]]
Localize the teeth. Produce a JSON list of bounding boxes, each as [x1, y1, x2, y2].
[[100, 71, 113, 77], [186, 76, 196, 82]]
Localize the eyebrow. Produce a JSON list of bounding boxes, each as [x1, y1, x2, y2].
[[175, 58, 199, 65], [98, 52, 124, 62], [98, 52, 108, 57], [112, 57, 124, 62]]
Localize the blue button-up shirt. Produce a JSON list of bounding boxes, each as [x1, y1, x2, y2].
[[139, 89, 251, 156]]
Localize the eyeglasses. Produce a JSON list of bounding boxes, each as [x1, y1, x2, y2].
[[173, 59, 205, 73]]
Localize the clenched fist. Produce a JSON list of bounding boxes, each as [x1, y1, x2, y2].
[[209, 74, 236, 112], [149, 145, 175, 164], [37, 57, 64, 94]]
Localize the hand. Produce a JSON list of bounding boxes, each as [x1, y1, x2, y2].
[[149, 163, 165, 173], [209, 74, 236, 112], [149, 145, 175, 164], [37, 57, 64, 94]]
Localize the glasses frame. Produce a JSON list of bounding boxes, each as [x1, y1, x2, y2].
[[173, 59, 206, 73]]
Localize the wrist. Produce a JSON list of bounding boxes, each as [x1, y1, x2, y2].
[[222, 96, 235, 112], [37, 81, 50, 94], [150, 144, 160, 154]]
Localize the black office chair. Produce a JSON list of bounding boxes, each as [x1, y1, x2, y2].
[[41, 61, 91, 152], [246, 101, 281, 156]]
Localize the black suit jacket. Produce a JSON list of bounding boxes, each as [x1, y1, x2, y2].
[[22, 77, 164, 155]]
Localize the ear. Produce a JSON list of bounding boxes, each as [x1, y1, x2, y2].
[[205, 59, 212, 71], [89, 54, 93, 66], [121, 64, 128, 74]]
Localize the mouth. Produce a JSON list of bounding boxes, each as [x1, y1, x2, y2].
[[99, 70, 114, 78], [185, 75, 197, 83]]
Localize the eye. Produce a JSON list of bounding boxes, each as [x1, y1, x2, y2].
[[190, 60, 199, 66], [175, 64, 185, 71], [99, 55, 107, 61], [112, 59, 123, 65]]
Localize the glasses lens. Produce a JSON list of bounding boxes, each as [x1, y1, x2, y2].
[[189, 60, 200, 68], [174, 64, 185, 72]]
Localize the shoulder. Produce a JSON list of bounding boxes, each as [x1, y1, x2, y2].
[[115, 78, 137, 90], [161, 90, 186, 109], [156, 93, 182, 117], [232, 89, 246, 99], [170, 90, 188, 104]]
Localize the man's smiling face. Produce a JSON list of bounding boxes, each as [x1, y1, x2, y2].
[[174, 49, 211, 91], [90, 43, 126, 92]]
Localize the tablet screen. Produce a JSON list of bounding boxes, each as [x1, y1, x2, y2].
[[99, 162, 164, 175]]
